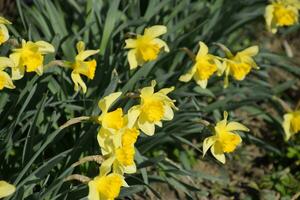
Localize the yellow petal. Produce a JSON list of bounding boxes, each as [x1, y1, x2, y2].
[[76, 50, 99, 61], [76, 41, 85, 53], [0, 16, 12, 24], [202, 136, 216, 157], [0, 181, 15, 198], [152, 38, 169, 52], [211, 143, 226, 164], [283, 113, 293, 140], [0, 71, 15, 90], [88, 180, 100, 200], [35, 65, 43, 76], [35, 41, 55, 54], [127, 106, 141, 128], [0, 24, 9, 45], [98, 92, 122, 113], [162, 105, 174, 120], [123, 163, 137, 174], [179, 65, 197, 82], [144, 25, 167, 38], [158, 86, 174, 95], [226, 122, 249, 132], [124, 39, 137, 49], [138, 118, 155, 136], [195, 79, 208, 89], [240, 46, 259, 57], [265, 5, 277, 33], [0, 57, 14, 70], [140, 84, 155, 98], [100, 156, 115, 177], [128, 49, 138, 69], [71, 72, 87, 93], [196, 41, 208, 58]]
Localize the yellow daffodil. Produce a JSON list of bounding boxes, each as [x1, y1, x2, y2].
[[63, 41, 99, 93], [219, 45, 259, 88], [0, 16, 11, 45], [283, 109, 300, 140], [0, 57, 15, 90], [88, 173, 127, 200], [128, 80, 177, 136], [100, 127, 139, 175], [125, 25, 169, 69], [265, 0, 300, 33], [203, 111, 249, 164], [97, 92, 125, 155], [0, 180, 15, 198], [179, 41, 221, 88], [10, 40, 55, 80]]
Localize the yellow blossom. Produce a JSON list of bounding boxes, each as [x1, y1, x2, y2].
[[64, 41, 99, 93], [88, 173, 126, 200], [203, 111, 249, 164], [283, 109, 300, 140], [265, 0, 300, 33], [0, 180, 15, 198], [10, 40, 55, 80], [0, 16, 11, 45], [219, 45, 259, 88], [179, 41, 221, 88], [0, 57, 15, 90], [128, 80, 177, 136], [125, 25, 169, 69], [97, 92, 125, 155]]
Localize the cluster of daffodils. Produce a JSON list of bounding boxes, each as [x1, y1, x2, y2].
[[179, 42, 259, 88], [265, 0, 300, 33], [0, 16, 99, 93], [86, 80, 177, 200]]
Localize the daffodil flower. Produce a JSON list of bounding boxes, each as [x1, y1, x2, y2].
[[265, 0, 300, 33], [88, 172, 127, 200], [0, 16, 11, 45], [0, 180, 15, 198], [9, 40, 55, 80], [63, 41, 99, 93], [125, 25, 169, 69], [203, 111, 249, 164], [0, 57, 15, 90], [128, 80, 177, 136], [219, 45, 259, 88], [97, 92, 125, 155], [99, 127, 139, 175], [283, 109, 300, 140], [179, 41, 222, 88]]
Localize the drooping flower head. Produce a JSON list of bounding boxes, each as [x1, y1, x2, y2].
[[179, 41, 221, 88], [219, 45, 259, 88], [97, 92, 125, 155], [0, 57, 15, 90], [283, 109, 300, 140], [128, 80, 177, 136], [64, 41, 99, 93], [125, 25, 169, 69], [0, 180, 15, 198], [0, 16, 11, 45], [265, 0, 300, 33], [10, 40, 55, 80], [88, 172, 127, 200], [203, 111, 249, 164], [100, 126, 139, 175]]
